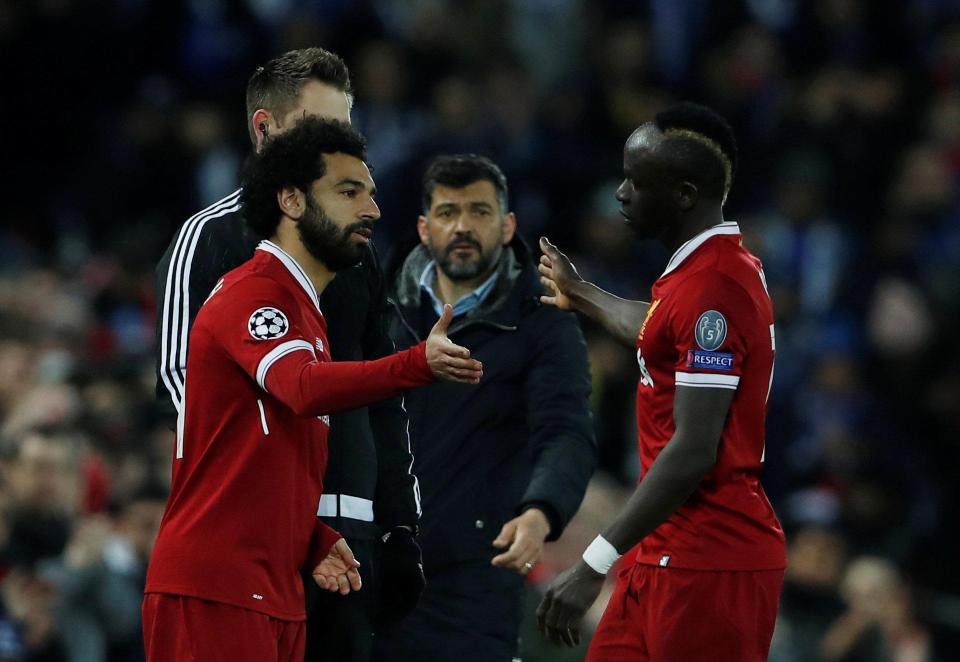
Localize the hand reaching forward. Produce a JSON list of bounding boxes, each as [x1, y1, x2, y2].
[[426, 304, 483, 383], [491, 508, 551, 575], [538, 237, 584, 311], [312, 538, 362, 595]]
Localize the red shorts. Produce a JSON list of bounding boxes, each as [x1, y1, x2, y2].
[[142, 593, 305, 662], [587, 563, 784, 662]]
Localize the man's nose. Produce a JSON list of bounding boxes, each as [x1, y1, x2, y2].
[[452, 211, 472, 232], [615, 180, 629, 203], [362, 198, 381, 221]]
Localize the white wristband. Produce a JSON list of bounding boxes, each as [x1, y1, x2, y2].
[[582, 535, 621, 575]]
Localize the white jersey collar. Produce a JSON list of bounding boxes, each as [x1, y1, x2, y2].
[[256, 240, 321, 312], [660, 221, 741, 278]]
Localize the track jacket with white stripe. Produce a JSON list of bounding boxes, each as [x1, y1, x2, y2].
[[154, 189, 420, 540]]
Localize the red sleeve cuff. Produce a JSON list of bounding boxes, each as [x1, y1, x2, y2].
[[407, 342, 433, 383]]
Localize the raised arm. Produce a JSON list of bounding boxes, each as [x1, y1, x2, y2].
[[262, 305, 481, 417], [538, 237, 649, 347]]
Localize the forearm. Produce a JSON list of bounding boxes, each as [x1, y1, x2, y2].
[[269, 344, 434, 417], [522, 430, 595, 540], [602, 435, 715, 553], [567, 281, 649, 347]]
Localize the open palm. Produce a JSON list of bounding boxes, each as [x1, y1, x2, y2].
[[312, 538, 362, 595]]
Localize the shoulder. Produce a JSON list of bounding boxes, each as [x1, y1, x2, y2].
[[179, 190, 244, 238], [188, 189, 243, 222], [157, 191, 245, 274], [666, 259, 762, 335], [207, 272, 298, 316]]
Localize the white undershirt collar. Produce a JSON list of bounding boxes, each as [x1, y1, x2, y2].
[[660, 221, 741, 278], [256, 240, 322, 312]]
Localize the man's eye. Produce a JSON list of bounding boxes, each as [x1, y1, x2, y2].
[[341, 190, 357, 199], [438, 209, 453, 217]]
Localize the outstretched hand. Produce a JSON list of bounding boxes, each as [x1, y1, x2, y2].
[[426, 304, 483, 384], [538, 237, 583, 311], [312, 538, 362, 595]]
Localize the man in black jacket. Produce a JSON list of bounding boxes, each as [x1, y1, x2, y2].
[[154, 48, 424, 662], [375, 155, 596, 661]]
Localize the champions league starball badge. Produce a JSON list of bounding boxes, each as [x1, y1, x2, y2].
[[248, 307, 289, 340], [695, 310, 727, 351]]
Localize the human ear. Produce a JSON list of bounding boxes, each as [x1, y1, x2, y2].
[[417, 215, 430, 246], [278, 186, 306, 220], [676, 182, 698, 211]]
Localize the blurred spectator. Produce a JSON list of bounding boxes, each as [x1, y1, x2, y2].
[[770, 526, 849, 662], [38, 484, 166, 662], [820, 556, 932, 661], [2, 433, 81, 570]]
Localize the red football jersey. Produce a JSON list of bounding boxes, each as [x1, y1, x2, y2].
[[633, 221, 786, 571], [146, 240, 434, 620]]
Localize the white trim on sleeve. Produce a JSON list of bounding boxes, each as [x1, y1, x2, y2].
[[257, 399, 270, 435], [255, 340, 316, 391], [675, 371, 740, 390], [317, 494, 375, 522]]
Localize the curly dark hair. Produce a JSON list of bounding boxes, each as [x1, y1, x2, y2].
[[421, 154, 509, 214], [654, 102, 738, 200], [240, 117, 368, 240], [245, 47, 353, 144]]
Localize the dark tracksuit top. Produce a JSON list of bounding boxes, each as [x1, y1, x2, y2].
[[154, 189, 420, 543]]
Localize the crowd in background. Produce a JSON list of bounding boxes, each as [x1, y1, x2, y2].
[[1, 0, 959, 659]]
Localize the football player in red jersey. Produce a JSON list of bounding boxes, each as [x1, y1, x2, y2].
[[536, 103, 786, 661], [143, 118, 482, 662]]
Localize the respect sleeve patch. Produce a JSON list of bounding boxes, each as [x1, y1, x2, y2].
[[686, 349, 735, 371]]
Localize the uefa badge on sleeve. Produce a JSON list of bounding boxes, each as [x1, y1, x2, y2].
[[695, 310, 727, 350], [248, 307, 289, 340]]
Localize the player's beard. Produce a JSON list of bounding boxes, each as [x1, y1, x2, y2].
[[299, 195, 371, 272], [431, 231, 503, 282]]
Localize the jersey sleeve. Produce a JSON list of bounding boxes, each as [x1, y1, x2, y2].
[[211, 277, 435, 418], [668, 273, 759, 391]]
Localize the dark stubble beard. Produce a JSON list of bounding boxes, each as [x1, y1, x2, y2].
[[299, 195, 372, 272], [432, 231, 503, 282]]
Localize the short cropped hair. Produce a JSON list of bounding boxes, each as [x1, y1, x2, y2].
[[245, 47, 353, 144], [240, 117, 367, 239], [654, 103, 738, 200], [421, 154, 509, 214]]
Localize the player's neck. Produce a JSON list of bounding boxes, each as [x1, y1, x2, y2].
[[270, 232, 336, 295], [667, 207, 726, 254]]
